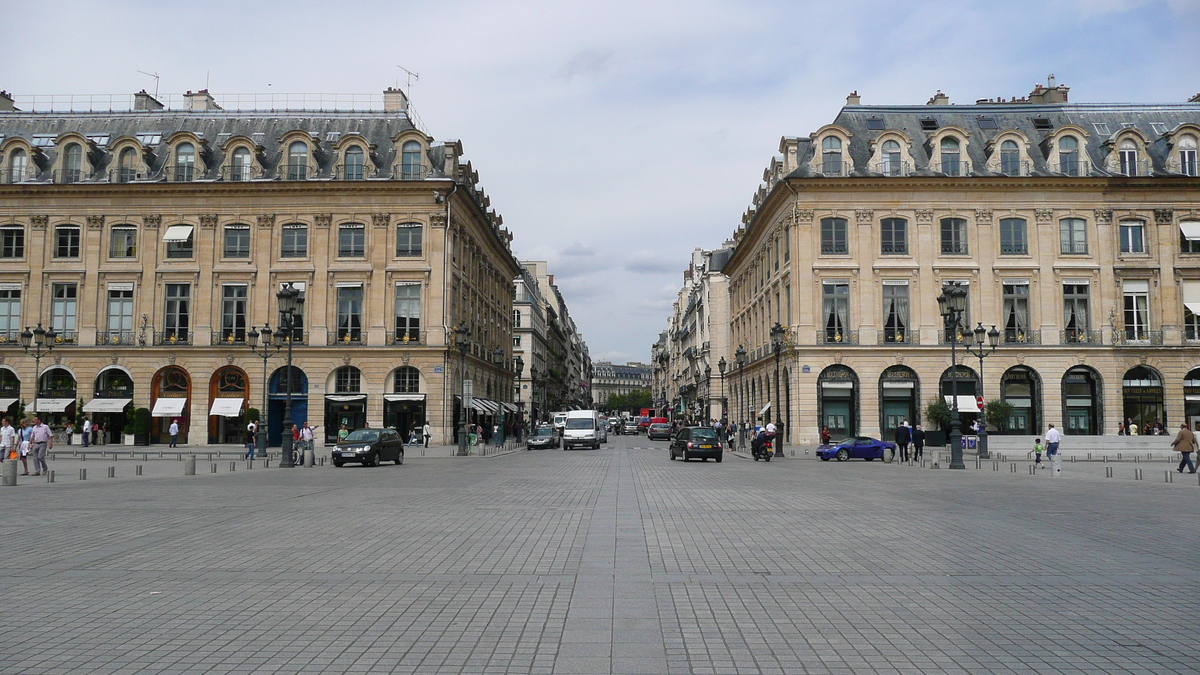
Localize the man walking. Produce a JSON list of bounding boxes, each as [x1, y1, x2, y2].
[[168, 419, 180, 448], [911, 424, 926, 461], [1045, 423, 1062, 476], [81, 417, 91, 447], [244, 421, 257, 459], [1171, 422, 1197, 474], [29, 415, 52, 477], [895, 421, 911, 462], [0, 417, 15, 463], [422, 420, 431, 448], [300, 422, 315, 462]]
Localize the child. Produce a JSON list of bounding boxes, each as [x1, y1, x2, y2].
[[1027, 438, 1044, 468]]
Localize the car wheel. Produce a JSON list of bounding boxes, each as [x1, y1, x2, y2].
[[715, 455, 722, 463], [682, 450, 689, 462], [865, 457, 874, 461], [395, 452, 404, 465], [333, 460, 344, 467], [669, 450, 675, 460], [835, 448, 849, 462]]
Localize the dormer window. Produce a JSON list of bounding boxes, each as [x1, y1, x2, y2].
[[821, 137, 843, 175], [1119, 139, 1138, 176], [118, 147, 137, 183], [230, 147, 252, 181], [175, 142, 195, 181], [1058, 136, 1080, 176], [7, 148, 27, 183], [345, 145, 364, 180], [881, 140, 902, 176], [1000, 140, 1020, 176], [940, 137, 961, 176], [287, 141, 308, 180], [401, 141, 422, 180], [63, 143, 83, 183], [1179, 135, 1197, 176]]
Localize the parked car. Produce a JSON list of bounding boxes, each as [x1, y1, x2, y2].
[[526, 425, 559, 450], [816, 436, 896, 462], [647, 423, 673, 440], [623, 420, 639, 435], [668, 427, 723, 462], [333, 428, 404, 467]]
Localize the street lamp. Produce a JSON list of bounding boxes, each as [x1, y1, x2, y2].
[[493, 347, 506, 445], [964, 322, 1001, 459], [529, 365, 539, 424], [717, 356, 727, 422], [735, 345, 747, 447], [513, 355, 524, 441], [937, 281, 969, 469], [21, 323, 58, 417], [276, 282, 304, 468], [770, 322, 785, 456], [704, 364, 712, 422], [454, 323, 471, 456], [246, 323, 278, 458]]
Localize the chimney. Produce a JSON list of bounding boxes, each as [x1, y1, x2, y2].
[[0, 90, 14, 112], [1029, 76, 1069, 104], [383, 87, 409, 112], [134, 89, 164, 111], [846, 91, 861, 105], [926, 90, 950, 106], [1191, 92, 1200, 103], [183, 89, 221, 111]]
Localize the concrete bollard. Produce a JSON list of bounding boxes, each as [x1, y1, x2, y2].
[[1010, 463, 1017, 473], [2, 458, 17, 486], [1029, 465, 1035, 475], [1087, 452, 1092, 460], [1118, 453, 1122, 460], [81, 453, 86, 461], [993, 461, 999, 471], [304, 448, 315, 467], [107, 466, 115, 478], [184, 456, 196, 476], [136, 464, 143, 476], [1135, 456, 1140, 463], [246, 459, 253, 470], [79, 468, 86, 480], [1103, 456, 1108, 463], [1136, 468, 1143, 480]]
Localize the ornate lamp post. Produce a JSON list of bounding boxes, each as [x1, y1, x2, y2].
[[513, 355, 524, 441], [246, 323, 278, 458], [964, 322, 1001, 460], [21, 323, 58, 416], [275, 283, 304, 467], [717, 356, 727, 422], [735, 345, 747, 447], [529, 365, 539, 424], [493, 347, 506, 445], [770, 322, 785, 456], [454, 323, 471, 456], [937, 282, 969, 470], [704, 364, 712, 422]]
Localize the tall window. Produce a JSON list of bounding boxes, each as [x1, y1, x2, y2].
[[1059, 136, 1080, 176], [881, 140, 901, 175], [783, 227, 790, 262], [395, 223, 422, 257], [336, 286, 363, 342], [1122, 281, 1150, 341], [1187, 305, 1200, 341], [223, 224, 251, 258], [107, 287, 134, 336], [118, 147, 137, 182], [940, 217, 968, 254], [55, 226, 81, 258], [821, 281, 849, 343], [513, 309, 522, 328], [164, 283, 190, 341], [1002, 282, 1030, 343], [174, 142, 194, 181], [1119, 139, 1138, 176], [344, 146, 364, 180], [942, 281, 970, 342], [281, 224, 308, 258], [401, 140, 422, 179], [230, 147, 252, 181], [1180, 135, 1198, 176], [880, 217, 907, 254], [107, 225, 136, 258], [1119, 221, 1145, 253], [820, 217, 848, 254], [8, 149, 27, 183], [338, 223, 365, 257], [50, 283, 77, 338], [166, 227, 194, 259], [940, 137, 961, 175], [821, 136, 842, 175], [1185, 283, 1200, 340], [1, 226, 24, 258], [1000, 140, 1020, 176], [63, 143, 82, 183], [1059, 218, 1087, 254], [999, 218, 1028, 255], [394, 283, 421, 342], [882, 283, 909, 343], [1063, 284, 1090, 343], [394, 366, 420, 393], [335, 366, 361, 393], [220, 285, 247, 342], [287, 141, 308, 180], [1182, 221, 1200, 254], [0, 288, 20, 339]]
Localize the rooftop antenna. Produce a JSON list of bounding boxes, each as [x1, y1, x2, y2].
[[396, 65, 419, 96], [137, 70, 160, 98]]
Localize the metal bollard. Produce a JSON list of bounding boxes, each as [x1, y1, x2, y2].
[[993, 461, 999, 471], [2, 458, 17, 486], [975, 458, 981, 469], [184, 456, 196, 476], [80, 468, 86, 480], [81, 453, 85, 461], [1136, 468, 1143, 480], [1010, 463, 1017, 473], [136, 464, 143, 476], [1087, 452, 1092, 460], [230, 461, 236, 472], [108, 466, 115, 478], [1106, 466, 1113, 478], [1071, 456, 1076, 463], [1165, 471, 1173, 483], [246, 459, 253, 470], [47, 470, 54, 483], [211, 463, 216, 473], [1103, 456, 1107, 463], [1118, 453, 1122, 460], [1029, 465, 1035, 475], [1135, 456, 1140, 463]]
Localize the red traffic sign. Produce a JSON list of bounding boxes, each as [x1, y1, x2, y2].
[[975, 395, 984, 409]]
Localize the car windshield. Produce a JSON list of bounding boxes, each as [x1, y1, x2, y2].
[[343, 430, 380, 442], [534, 428, 554, 437], [690, 428, 717, 439], [566, 419, 593, 429], [650, 424, 669, 430]]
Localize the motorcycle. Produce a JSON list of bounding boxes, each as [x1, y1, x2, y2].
[[751, 433, 773, 462]]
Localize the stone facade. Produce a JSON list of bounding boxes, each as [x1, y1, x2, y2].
[[591, 361, 651, 408]]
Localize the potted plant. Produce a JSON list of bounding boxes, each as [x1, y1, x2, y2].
[[123, 420, 136, 445], [133, 407, 151, 446], [983, 400, 1015, 435], [924, 397, 952, 447]]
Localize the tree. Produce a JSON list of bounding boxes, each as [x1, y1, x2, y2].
[[925, 397, 952, 431], [983, 400, 1014, 433], [606, 389, 652, 415]]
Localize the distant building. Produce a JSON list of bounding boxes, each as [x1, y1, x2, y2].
[[591, 361, 651, 408], [519, 261, 591, 415]]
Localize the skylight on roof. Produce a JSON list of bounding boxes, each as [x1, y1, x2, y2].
[[1121, 122, 1136, 129], [1093, 123, 1110, 135], [1032, 118, 1053, 130], [326, 131, 341, 141], [1150, 123, 1168, 135], [135, 132, 162, 146], [920, 119, 939, 131], [977, 117, 998, 130], [86, 134, 110, 146], [867, 118, 885, 130], [251, 133, 265, 142], [32, 134, 56, 147]]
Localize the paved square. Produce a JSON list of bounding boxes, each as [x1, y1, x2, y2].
[[1, 437, 1197, 674]]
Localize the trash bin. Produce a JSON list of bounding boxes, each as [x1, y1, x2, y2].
[[964, 435, 978, 450]]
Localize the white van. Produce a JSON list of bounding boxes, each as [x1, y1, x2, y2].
[[552, 412, 568, 435], [563, 410, 601, 450]]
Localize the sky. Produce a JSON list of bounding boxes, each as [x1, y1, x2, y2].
[[4, 0, 1198, 364]]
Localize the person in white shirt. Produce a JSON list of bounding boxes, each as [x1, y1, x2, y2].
[[81, 418, 92, 447], [422, 421, 431, 448], [300, 422, 315, 460], [1044, 424, 1063, 476], [0, 417, 16, 462], [168, 419, 180, 448]]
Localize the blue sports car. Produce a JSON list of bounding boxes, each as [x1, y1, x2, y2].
[[817, 436, 896, 462]]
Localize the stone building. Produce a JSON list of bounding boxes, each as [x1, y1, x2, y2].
[[591, 361, 651, 409], [0, 87, 521, 448], [512, 264, 547, 422], [725, 80, 1200, 444], [517, 261, 591, 416]]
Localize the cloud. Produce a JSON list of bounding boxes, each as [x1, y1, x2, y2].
[[560, 48, 614, 80], [624, 251, 681, 275], [561, 242, 596, 257]]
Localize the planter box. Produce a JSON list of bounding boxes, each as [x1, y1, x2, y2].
[[134, 434, 149, 446], [123, 434, 135, 446], [925, 429, 947, 447]]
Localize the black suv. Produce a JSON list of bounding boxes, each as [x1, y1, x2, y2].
[[333, 429, 404, 467]]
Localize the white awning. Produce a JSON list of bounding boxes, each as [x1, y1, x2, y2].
[[1179, 222, 1200, 241], [758, 401, 771, 416], [208, 398, 244, 417], [34, 398, 75, 413], [944, 395, 980, 412], [504, 402, 521, 412], [1183, 281, 1200, 316], [881, 381, 914, 389], [151, 398, 187, 417], [162, 224, 194, 242], [83, 398, 132, 413], [0, 398, 18, 410], [1185, 395, 1200, 402], [383, 393, 426, 402], [326, 394, 366, 402], [821, 381, 854, 389]]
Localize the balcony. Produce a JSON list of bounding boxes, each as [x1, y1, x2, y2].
[[165, 166, 195, 182], [56, 168, 84, 184], [930, 159, 972, 176], [877, 329, 918, 345], [332, 162, 368, 181], [939, 329, 971, 345], [998, 160, 1031, 177], [817, 160, 853, 177], [1112, 329, 1163, 346], [1060, 329, 1097, 345], [392, 163, 429, 180], [817, 329, 858, 345], [1052, 159, 1090, 176], [282, 163, 309, 181], [49, 331, 78, 346], [328, 331, 366, 346], [154, 331, 192, 346], [210, 330, 248, 346], [221, 164, 263, 182], [1002, 329, 1039, 345], [96, 331, 137, 346], [108, 167, 145, 183], [386, 330, 426, 346], [0, 330, 22, 346], [0, 169, 30, 184], [1115, 160, 1153, 177], [871, 160, 911, 177]]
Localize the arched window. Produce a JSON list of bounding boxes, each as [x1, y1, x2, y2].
[[513, 309, 522, 328], [881, 140, 901, 176], [63, 143, 83, 183], [401, 140, 422, 179], [1119, 139, 1138, 176], [287, 141, 308, 180], [1058, 136, 1079, 175], [1000, 140, 1020, 176], [344, 145, 364, 180], [394, 366, 420, 393], [821, 136, 842, 175], [174, 142, 194, 181], [335, 366, 361, 393], [8, 148, 27, 183], [1179, 135, 1197, 176], [939, 137, 961, 175], [118, 147, 137, 182], [231, 147, 252, 181]]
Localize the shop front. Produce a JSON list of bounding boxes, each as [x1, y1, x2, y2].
[[879, 365, 919, 438], [940, 364, 980, 427], [34, 367, 77, 431], [1122, 366, 1165, 433], [0, 366, 20, 421], [817, 365, 858, 440], [1061, 366, 1101, 435], [83, 367, 134, 443], [325, 395, 367, 443], [999, 366, 1041, 435], [151, 366, 190, 444], [267, 366, 307, 447], [208, 366, 249, 444], [384, 366, 426, 439], [1185, 367, 1200, 430]]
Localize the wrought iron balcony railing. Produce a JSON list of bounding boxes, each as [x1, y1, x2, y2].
[[328, 331, 366, 346], [1060, 328, 1096, 345], [0, 330, 22, 346], [49, 331, 78, 346], [97, 331, 138, 346], [1112, 329, 1163, 346], [878, 329, 917, 345], [817, 160, 853, 177], [154, 331, 191, 346], [817, 329, 858, 345], [387, 330, 425, 346], [392, 163, 429, 180], [931, 159, 972, 176], [1003, 329, 1040, 345], [1053, 159, 1089, 176], [211, 330, 248, 345]]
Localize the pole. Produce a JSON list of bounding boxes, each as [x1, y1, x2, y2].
[[259, 354, 268, 458], [977, 351, 989, 460], [948, 326, 964, 470], [280, 324, 295, 468]]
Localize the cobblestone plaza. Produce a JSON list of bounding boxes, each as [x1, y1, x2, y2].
[[2, 437, 1197, 674]]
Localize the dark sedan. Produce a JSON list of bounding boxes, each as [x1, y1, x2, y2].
[[333, 429, 404, 467], [816, 436, 895, 462], [526, 426, 559, 450], [668, 427, 723, 462]]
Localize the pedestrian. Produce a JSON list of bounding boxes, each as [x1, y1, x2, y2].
[[492, 423, 500, 446], [1117, 422, 1126, 435], [1027, 437, 1044, 468], [17, 419, 31, 475], [92, 421, 100, 446], [244, 420, 257, 459], [81, 417, 91, 447], [468, 423, 478, 448], [1045, 423, 1062, 476], [1171, 422, 1197, 474], [1129, 420, 1139, 435], [895, 422, 911, 462], [728, 421, 737, 448], [821, 426, 831, 446], [911, 424, 925, 460], [422, 420, 431, 448], [168, 418, 180, 448], [0, 417, 15, 463], [29, 415, 52, 477], [338, 423, 349, 443], [300, 422, 315, 459]]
